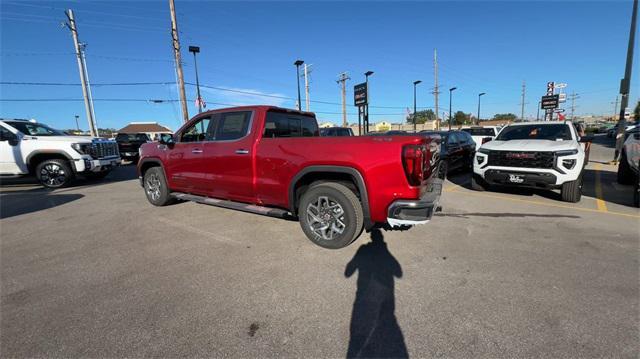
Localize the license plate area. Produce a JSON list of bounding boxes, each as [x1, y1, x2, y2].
[[508, 174, 525, 183]]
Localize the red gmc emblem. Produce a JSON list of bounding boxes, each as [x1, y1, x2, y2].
[[506, 152, 536, 159]]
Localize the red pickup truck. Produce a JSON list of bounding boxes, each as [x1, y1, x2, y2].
[[137, 106, 442, 249]]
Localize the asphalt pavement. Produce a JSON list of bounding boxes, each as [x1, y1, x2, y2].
[[1, 135, 638, 358]]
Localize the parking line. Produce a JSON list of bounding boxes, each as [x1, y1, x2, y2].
[[594, 163, 608, 212], [449, 189, 640, 219]]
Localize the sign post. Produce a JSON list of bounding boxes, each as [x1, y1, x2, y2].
[[354, 82, 368, 135]]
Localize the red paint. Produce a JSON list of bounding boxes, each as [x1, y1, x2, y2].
[[138, 106, 439, 224]]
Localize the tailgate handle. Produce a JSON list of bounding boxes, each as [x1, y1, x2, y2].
[[235, 149, 249, 155]]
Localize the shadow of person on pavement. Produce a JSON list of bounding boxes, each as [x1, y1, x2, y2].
[[344, 229, 408, 359]]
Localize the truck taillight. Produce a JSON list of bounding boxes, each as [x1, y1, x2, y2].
[[402, 144, 425, 186]]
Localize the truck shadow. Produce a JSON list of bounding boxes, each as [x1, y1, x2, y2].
[[344, 229, 408, 359], [0, 189, 84, 219], [582, 168, 636, 207], [0, 165, 138, 190]]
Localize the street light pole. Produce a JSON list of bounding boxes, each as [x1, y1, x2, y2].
[[477, 92, 486, 125], [74, 115, 80, 132], [365, 71, 374, 134], [188, 46, 202, 113], [449, 87, 457, 130], [294, 60, 304, 111], [413, 80, 422, 132], [537, 101, 541, 121]]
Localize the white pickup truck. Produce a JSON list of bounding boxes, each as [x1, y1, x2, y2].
[[472, 121, 591, 203], [0, 119, 121, 188]]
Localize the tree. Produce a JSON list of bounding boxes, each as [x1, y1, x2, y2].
[[407, 109, 436, 124], [453, 111, 471, 126], [492, 113, 517, 122]]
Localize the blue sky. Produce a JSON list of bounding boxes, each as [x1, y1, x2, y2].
[[1, 0, 638, 132]]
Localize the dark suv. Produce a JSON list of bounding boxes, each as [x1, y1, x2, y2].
[[115, 133, 151, 163]]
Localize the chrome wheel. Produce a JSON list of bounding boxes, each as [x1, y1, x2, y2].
[[306, 196, 346, 240], [40, 163, 67, 187], [145, 173, 162, 201]]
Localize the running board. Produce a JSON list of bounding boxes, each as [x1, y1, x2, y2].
[[172, 192, 294, 220]]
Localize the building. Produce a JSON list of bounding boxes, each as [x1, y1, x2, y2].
[[117, 122, 172, 140]]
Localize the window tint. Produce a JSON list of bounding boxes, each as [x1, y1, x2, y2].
[[181, 117, 211, 142], [263, 111, 319, 138], [6, 121, 65, 136], [215, 111, 251, 141], [496, 124, 572, 141], [116, 133, 150, 141], [461, 128, 495, 136], [447, 133, 459, 145]]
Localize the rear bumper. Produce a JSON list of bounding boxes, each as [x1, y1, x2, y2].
[[386, 179, 442, 227]]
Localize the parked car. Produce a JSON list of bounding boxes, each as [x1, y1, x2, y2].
[[608, 121, 639, 138], [0, 118, 121, 188], [617, 129, 640, 207], [320, 127, 354, 137], [137, 106, 442, 249], [460, 126, 500, 150], [115, 133, 151, 163], [472, 121, 591, 202], [420, 130, 476, 176]]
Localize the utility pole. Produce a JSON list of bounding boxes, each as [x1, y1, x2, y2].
[[520, 80, 526, 121], [432, 49, 440, 130], [615, 0, 637, 161], [303, 64, 312, 112], [337, 72, 350, 127], [611, 96, 619, 120], [169, 0, 189, 123], [569, 92, 580, 120], [64, 9, 97, 137]]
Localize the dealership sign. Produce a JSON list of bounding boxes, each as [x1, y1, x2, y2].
[[354, 82, 367, 106], [541, 94, 560, 109]]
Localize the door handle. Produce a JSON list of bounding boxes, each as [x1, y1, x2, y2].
[[235, 149, 249, 155], [191, 148, 203, 154]]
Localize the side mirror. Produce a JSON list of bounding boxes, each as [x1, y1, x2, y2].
[[579, 135, 594, 143], [0, 131, 19, 146], [159, 133, 174, 145], [482, 137, 492, 144]]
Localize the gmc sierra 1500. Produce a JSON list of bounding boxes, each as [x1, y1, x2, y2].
[[137, 106, 442, 249]]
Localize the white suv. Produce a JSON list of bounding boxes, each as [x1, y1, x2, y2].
[[472, 121, 589, 203], [0, 119, 121, 188]]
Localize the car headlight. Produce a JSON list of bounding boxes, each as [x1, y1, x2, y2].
[[556, 149, 578, 156], [72, 143, 92, 155], [562, 159, 576, 169]]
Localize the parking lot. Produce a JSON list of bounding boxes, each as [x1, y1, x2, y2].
[[1, 136, 638, 357]]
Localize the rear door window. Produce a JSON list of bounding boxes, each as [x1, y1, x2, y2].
[[263, 111, 319, 138]]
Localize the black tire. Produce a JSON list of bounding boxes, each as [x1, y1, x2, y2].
[[617, 152, 634, 185], [298, 182, 364, 249], [35, 159, 74, 188], [561, 176, 583, 203], [471, 174, 486, 191], [85, 171, 110, 180], [143, 167, 174, 206]]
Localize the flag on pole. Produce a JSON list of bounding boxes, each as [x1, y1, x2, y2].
[[195, 97, 206, 108]]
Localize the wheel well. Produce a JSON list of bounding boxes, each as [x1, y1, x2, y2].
[[28, 153, 72, 173], [292, 171, 360, 215], [139, 161, 161, 177]]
